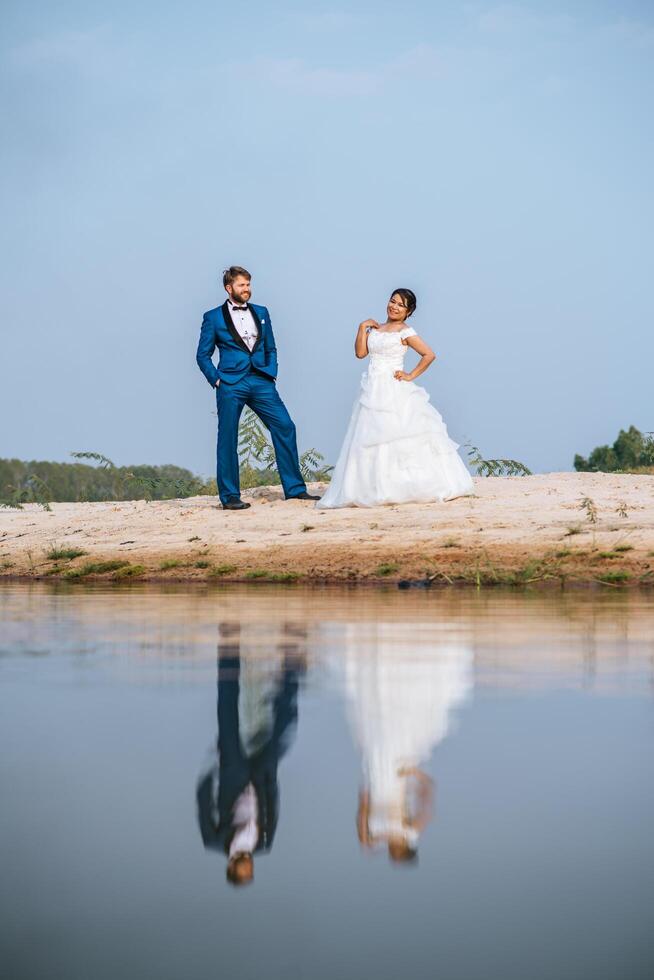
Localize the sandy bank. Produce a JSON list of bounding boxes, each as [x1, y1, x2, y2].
[[1, 473, 653, 587]]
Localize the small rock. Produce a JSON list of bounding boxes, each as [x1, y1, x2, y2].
[[398, 578, 433, 589]]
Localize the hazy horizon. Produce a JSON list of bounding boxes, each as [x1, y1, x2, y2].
[[1, 0, 653, 478]]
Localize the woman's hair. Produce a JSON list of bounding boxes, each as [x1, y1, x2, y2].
[[388, 839, 418, 864], [390, 288, 417, 318]]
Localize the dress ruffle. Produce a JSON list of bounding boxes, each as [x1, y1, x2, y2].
[[358, 369, 455, 448], [317, 328, 474, 509], [317, 368, 474, 509]]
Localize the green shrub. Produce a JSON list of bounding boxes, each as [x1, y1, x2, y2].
[[114, 564, 146, 578], [597, 570, 631, 584], [65, 560, 130, 578], [46, 547, 87, 561]]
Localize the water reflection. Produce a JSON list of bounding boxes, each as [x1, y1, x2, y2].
[[196, 623, 304, 886], [3, 586, 653, 696], [2, 585, 654, 980], [342, 624, 472, 863]]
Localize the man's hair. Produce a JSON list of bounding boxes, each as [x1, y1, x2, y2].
[[223, 266, 251, 288], [226, 854, 254, 887]]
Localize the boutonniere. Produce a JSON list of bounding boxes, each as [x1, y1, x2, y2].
[[261, 319, 266, 324]]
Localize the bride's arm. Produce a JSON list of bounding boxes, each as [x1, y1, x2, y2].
[[395, 334, 436, 381], [355, 319, 378, 358], [357, 790, 373, 847]]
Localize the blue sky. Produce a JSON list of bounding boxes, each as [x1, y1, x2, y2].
[[1, 1, 652, 476]]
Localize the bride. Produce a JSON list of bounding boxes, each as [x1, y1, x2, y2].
[[316, 288, 474, 509]]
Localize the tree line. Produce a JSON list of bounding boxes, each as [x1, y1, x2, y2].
[[0, 412, 333, 507], [574, 426, 654, 473], [2, 408, 537, 508], [0, 456, 215, 506]]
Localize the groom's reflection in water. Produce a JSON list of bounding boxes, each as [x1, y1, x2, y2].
[[196, 623, 304, 887]]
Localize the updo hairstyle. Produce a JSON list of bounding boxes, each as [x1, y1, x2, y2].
[[390, 288, 417, 318]]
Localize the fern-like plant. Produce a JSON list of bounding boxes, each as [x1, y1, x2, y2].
[[237, 409, 275, 470], [465, 444, 531, 477], [299, 448, 333, 482], [70, 452, 211, 500], [71, 451, 135, 499], [70, 451, 115, 469], [1, 474, 52, 510], [237, 408, 332, 483]]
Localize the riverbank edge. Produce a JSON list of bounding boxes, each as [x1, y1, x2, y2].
[[1, 543, 652, 589], [2, 474, 653, 589]]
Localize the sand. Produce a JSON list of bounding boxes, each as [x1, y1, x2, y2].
[[1, 473, 653, 587]]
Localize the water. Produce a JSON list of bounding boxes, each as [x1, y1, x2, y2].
[[1, 584, 653, 980]]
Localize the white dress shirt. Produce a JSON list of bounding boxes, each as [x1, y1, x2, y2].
[[229, 782, 259, 858], [227, 298, 258, 351], [238, 654, 286, 757]]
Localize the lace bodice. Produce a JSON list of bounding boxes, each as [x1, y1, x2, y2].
[[367, 327, 417, 373]]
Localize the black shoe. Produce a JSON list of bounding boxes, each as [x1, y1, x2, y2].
[[288, 492, 321, 501], [222, 499, 251, 510]]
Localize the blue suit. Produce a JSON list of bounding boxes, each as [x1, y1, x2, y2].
[[196, 653, 300, 858], [196, 301, 307, 503]]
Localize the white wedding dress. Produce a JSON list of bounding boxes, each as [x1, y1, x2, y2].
[[342, 623, 473, 849], [316, 327, 474, 509]]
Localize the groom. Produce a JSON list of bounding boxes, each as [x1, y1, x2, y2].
[[196, 625, 303, 887], [196, 266, 320, 509]]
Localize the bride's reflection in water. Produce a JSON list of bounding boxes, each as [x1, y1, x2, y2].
[[343, 624, 472, 864], [196, 623, 304, 887]]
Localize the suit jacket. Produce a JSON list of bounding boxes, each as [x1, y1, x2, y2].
[[196, 656, 299, 856], [196, 301, 278, 387]]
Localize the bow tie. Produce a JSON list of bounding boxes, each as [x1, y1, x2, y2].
[[232, 305, 248, 311]]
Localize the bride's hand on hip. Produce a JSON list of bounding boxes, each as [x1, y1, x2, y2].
[[359, 319, 379, 331], [394, 370, 412, 382]]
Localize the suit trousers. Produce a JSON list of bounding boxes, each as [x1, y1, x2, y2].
[[216, 371, 306, 504]]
